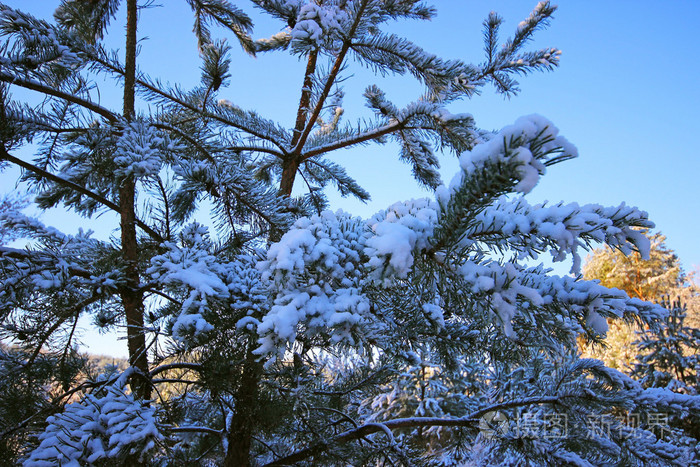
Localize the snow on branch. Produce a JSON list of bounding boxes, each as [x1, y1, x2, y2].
[[467, 196, 654, 274], [290, 1, 350, 53], [255, 211, 371, 359], [148, 223, 269, 344], [148, 223, 228, 341], [431, 114, 576, 251], [454, 114, 577, 195], [24, 370, 162, 465], [114, 119, 176, 180], [479, 1, 561, 96], [365, 198, 437, 284], [351, 33, 478, 98], [518, 265, 668, 335], [0, 5, 84, 77]]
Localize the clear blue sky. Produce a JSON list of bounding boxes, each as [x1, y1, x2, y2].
[[3, 1, 699, 357]]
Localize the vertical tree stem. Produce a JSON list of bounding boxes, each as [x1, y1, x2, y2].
[[121, 0, 150, 400]]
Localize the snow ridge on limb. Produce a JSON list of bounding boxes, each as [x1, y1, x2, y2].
[[255, 211, 371, 360], [24, 370, 162, 466], [517, 265, 667, 336], [431, 114, 577, 251], [364, 198, 438, 284], [449, 114, 577, 196], [467, 196, 654, 274]]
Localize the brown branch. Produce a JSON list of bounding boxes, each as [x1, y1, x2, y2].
[[0, 146, 163, 243], [166, 425, 222, 436], [152, 122, 217, 163], [292, 0, 370, 155], [312, 366, 390, 397], [291, 50, 319, 149], [23, 315, 73, 371], [33, 125, 91, 134], [0, 72, 118, 122], [264, 396, 565, 465], [142, 288, 182, 306], [151, 378, 203, 385], [223, 183, 279, 228], [300, 99, 448, 161], [155, 176, 171, 241], [149, 362, 203, 378], [133, 126, 282, 229], [0, 247, 92, 279], [297, 167, 322, 216], [223, 145, 285, 158], [301, 120, 403, 160]]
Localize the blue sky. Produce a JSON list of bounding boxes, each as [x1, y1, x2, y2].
[[3, 1, 699, 357]]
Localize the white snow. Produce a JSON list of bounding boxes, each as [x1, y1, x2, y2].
[[24, 373, 161, 466], [291, 1, 350, 49], [114, 120, 172, 179], [466, 196, 653, 274], [365, 198, 438, 284], [439, 114, 578, 204]]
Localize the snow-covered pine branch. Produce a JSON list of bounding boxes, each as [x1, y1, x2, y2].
[[432, 114, 577, 250], [24, 370, 162, 466], [467, 196, 653, 274]]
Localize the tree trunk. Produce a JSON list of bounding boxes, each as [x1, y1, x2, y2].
[[278, 50, 318, 199], [121, 0, 150, 399], [229, 47, 319, 467], [278, 157, 299, 198], [290, 50, 318, 149], [224, 345, 263, 467], [123, 0, 137, 119]]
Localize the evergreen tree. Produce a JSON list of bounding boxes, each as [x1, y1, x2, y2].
[[583, 232, 700, 456], [0, 1, 698, 465], [583, 232, 683, 302], [581, 232, 699, 371], [673, 277, 700, 330], [632, 298, 700, 447], [633, 297, 699, 395]]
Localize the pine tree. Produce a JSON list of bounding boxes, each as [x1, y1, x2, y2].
[[581, 232, 698, 371], [1, 1, 699, 465], [632, 298, 700, 447], [633, 297, 699, 395], [582, 233, 700, 457]]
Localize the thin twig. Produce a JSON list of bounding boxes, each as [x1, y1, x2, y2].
[[0, 72, 118, 122]]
